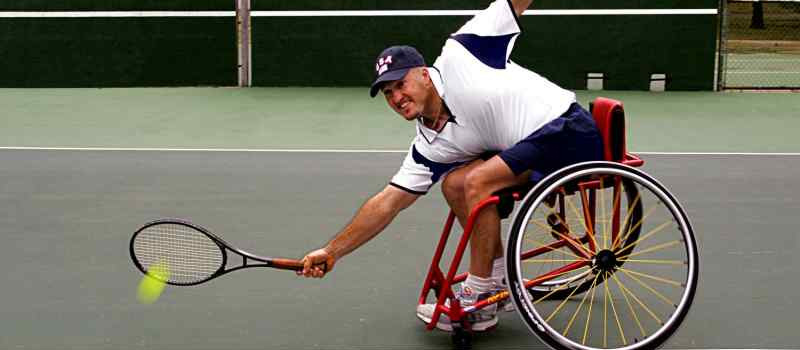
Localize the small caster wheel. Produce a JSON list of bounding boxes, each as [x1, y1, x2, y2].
[[451, 326, 473, 350]]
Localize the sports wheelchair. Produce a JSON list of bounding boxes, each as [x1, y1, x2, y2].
[[418, 97, 699, 350]]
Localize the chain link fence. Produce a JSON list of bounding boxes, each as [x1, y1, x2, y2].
[[719, 0, 800, 89]]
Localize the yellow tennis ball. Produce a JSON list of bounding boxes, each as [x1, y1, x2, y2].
[[137, 261, 170, 304]]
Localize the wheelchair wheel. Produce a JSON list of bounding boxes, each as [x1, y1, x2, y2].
[[505, 161, 698, 350], [527, 175, 643, 301]]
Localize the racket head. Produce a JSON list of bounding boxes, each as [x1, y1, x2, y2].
[[130, 219, 228, 286]]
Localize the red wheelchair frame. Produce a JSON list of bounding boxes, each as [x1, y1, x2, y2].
[[417, 97, 644, 332]]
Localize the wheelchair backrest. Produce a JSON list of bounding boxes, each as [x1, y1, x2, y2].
[[589, 97, 627, 162]]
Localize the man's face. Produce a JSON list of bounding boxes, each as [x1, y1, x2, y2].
[[381, 69, 429, 121]]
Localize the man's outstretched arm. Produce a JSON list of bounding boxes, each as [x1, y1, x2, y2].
[[299, 184, 419, 278], [511, 0, 533, 17]]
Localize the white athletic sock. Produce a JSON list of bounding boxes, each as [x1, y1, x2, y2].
[[491, 258, 505, 287], [464, 274, 494, 295]]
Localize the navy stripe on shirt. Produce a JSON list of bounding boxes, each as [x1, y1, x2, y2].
[[412, 145, 466, 189], [450, 33, 517, 69]]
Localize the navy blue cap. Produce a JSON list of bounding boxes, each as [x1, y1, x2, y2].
[[369, 45, 426, 97]]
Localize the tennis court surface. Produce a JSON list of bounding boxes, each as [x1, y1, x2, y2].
[[1, 89, 799, 349]]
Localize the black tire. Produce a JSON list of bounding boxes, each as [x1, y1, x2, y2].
[[506, 161, 699, 350], [451, 326, 473, 350]]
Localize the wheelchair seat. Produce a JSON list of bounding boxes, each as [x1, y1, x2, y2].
[[590, 97, 626, 162], [589, 97, 644, 167]]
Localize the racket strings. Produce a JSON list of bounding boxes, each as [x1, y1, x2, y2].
[[133, 223, 225, 284]]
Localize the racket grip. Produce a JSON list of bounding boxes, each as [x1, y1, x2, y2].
[[271, 258, 327, 272], [271, 258, 304, 271]]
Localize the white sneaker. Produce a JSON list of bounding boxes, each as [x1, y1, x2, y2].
[[416, 285, 498, 332], [494, 278, 515, 312], [494, 277, 533, 312]]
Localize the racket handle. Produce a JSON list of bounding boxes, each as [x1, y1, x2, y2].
[[271, 258, 327, 272], [271, 258, 304, 271]]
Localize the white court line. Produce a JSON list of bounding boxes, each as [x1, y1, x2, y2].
[[635, 151, 800, 156], [0, 9, 717, 18], [0, 11, 234, 18], [0, 147, 798, 156], [252, 9, 718, 16], [0, 147, 406, 153]]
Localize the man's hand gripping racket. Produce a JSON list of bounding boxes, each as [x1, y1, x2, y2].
[[129, 219, 328, 286]]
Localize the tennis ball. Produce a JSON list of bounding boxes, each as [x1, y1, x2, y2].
[[137, 261, 170, 304]]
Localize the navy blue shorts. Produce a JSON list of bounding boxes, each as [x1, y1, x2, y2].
[[498, 103, 604, 183]]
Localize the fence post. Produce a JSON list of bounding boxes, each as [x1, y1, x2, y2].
[[237, 0, 252, 87], [717, 0, 728, 91]]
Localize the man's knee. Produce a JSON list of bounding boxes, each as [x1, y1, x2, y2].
[[441, 172, 464, 202], [442, 160, 484, 202], [464, 168, 494, 202]]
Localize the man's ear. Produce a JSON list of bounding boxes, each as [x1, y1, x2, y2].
[[419, 67, 431, 86]]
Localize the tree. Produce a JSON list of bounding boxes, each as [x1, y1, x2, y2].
[[751, 1, 765, 29]]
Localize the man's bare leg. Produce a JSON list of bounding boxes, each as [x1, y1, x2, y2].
[[442, 161, 507, 262], [462, 156, 529, 278], [417, 157, 530, 330], [442, 157, 530, 277]]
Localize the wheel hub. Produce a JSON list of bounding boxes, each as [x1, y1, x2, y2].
[[592, 249, 620, 273]]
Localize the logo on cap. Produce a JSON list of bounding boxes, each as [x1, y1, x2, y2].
[[369, 46, 425, 97], [376, 56, 393, 75]]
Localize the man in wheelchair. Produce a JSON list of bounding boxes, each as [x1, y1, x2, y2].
[[299, 0, 603, 332]]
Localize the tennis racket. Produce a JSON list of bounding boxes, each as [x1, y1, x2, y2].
[[129, 219, 324, 286]]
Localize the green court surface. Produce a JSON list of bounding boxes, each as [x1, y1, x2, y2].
[[1, 88, 799, 152], [1, 88, 799, 350]]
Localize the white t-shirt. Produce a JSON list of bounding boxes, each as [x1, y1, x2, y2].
[[390, 0, 576, 195]]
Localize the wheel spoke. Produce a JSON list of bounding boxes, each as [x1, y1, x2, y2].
[[523, 236, 585, 260], [564, 191, 600, 251], [563, 273, 601, 336], [609, 178, 623, 252], [582, 272, 601, 345], [599, 176, 608, 249], [545, 273, 593, 323], [603, 271, 608, 347], [527, 221, 586, 260], [618, 240, 682, 260], [606, 271, 627, 346], [526, 258, 589, 263], [533, 267, 592, 304], [617, 267, 684, 287], [611, 272, 647, 338], [614, 274, 663, 324], [610, 188, 642, 249], [620, 268, 677, 307], [615, 220, 673, 254], [537, 210, 592, 258], [614, 202, 657, 252], [620, 259, 685, 265]]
